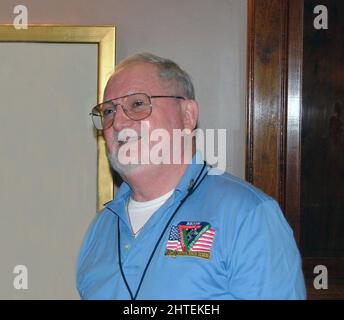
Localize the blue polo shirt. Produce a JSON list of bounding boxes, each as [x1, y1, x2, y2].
[[76, 155, 306, 300]]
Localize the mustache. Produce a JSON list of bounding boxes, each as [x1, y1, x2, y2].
[[112, 129, 142, 146]]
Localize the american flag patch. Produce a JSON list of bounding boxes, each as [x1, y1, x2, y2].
[[165, 221, 215, 259]]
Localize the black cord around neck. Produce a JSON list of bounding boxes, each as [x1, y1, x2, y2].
[[117, 161, 207, 300]]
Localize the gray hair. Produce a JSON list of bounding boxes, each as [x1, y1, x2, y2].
[[115, 52, 195, 99]]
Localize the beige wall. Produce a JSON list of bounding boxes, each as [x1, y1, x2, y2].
[[0, 43, 98, 299], [0, 0, 247, 299]]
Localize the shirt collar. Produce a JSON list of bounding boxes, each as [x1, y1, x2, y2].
[[104, 151, 208, 217], [174, 151, 208, 196]]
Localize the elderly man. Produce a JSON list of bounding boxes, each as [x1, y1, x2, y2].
[[76, 53, 306, 300]]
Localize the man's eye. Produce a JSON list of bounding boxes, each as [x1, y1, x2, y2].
[[131, 100, 145, 109], [103, 108, 115, 117]]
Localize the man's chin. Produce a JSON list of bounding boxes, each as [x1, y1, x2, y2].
[[108, 155, 147, 178]]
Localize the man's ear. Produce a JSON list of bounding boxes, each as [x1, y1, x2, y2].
[[181, 99, 199, 131]]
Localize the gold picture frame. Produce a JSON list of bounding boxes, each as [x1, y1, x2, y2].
[[0, 25, 116, 210]]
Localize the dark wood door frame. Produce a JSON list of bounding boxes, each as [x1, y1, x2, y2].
[[246, 0, 302, 240]]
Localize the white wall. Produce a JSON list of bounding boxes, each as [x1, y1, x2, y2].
[[0, 0, 247, 176]]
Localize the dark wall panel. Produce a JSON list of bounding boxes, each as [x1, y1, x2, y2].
[[301, 0, 344, 257]]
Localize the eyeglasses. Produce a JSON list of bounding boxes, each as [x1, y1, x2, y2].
[[90, 93, 185, 130]]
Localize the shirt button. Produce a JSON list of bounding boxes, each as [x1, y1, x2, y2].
[[124, 244, 131, 250]]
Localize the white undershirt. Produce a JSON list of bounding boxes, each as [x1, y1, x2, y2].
[[127, 189, 175, 237]]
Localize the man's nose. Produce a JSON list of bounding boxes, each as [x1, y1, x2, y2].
[[112, 104, 133, 131]]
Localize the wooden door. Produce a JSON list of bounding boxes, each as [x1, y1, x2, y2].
[[246, 0, 344, 299]]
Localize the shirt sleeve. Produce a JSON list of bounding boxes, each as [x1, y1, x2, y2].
[[228, 199, 307, 299], [75, 212, 101, 299]]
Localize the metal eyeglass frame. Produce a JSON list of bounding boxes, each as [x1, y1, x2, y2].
[[89, 92, 185, 130]]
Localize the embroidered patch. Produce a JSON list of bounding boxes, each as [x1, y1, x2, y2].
[[165, 221, 215, 259]]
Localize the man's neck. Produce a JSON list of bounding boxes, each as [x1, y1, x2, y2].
[[124, 162, 189, 202]]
